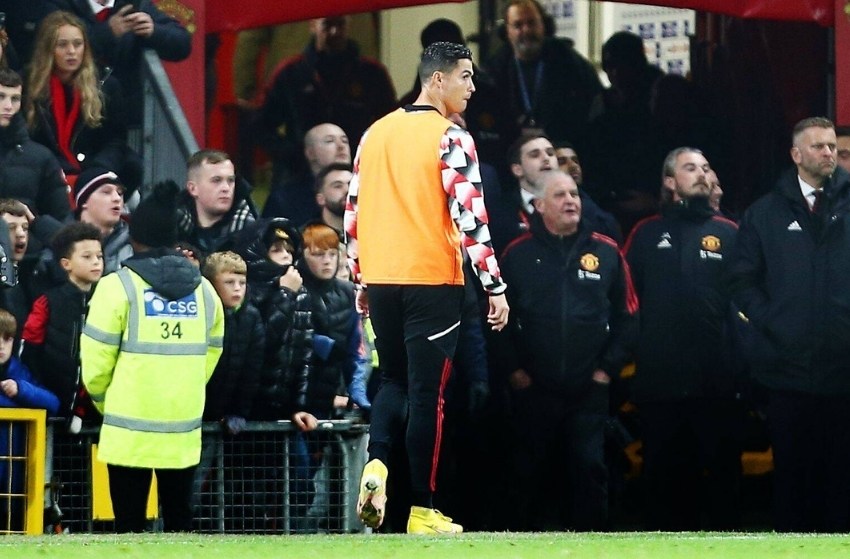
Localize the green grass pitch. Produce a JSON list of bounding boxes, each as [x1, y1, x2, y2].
[[2, 532, 850, 559]]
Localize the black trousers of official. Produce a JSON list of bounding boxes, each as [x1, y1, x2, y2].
[[767, 390, 850, 532], [366, 284, 464, 507], [510, 382, 609, 531], [640, 397, 742, 531], [107, 464, 196, 533]]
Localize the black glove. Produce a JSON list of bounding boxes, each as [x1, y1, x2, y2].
[[467, 380, 490, 417], [222, 415, 247, 436]]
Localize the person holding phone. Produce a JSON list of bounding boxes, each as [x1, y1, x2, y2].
[[46, 0, 191, 124]]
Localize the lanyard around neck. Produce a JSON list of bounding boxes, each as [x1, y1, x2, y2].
[[513, 58, 544, 116]]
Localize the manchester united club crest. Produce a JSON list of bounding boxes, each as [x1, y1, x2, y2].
[[701, 235, 721, 252], [580, 253, 599, 272], [700, 235, 723, 261], [578, 253, 601, 280]]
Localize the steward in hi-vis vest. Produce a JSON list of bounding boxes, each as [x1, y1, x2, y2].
[[80, 179, 224, 533]]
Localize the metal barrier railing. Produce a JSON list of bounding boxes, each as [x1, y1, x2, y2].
[[46, 420, 368, 534]]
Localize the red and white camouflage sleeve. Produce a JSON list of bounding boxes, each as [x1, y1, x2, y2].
[[440, 125, 506, 295]]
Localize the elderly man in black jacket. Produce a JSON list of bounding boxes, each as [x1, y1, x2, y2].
[[498, 169, 637, 531], [727, 117, 850, 532]]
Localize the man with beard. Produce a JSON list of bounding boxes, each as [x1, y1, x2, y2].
[[485, 0, 601, 149], [727, 117, 850, 532], [313, 163, 351, 235], [624, 147, 742, 531], [262, 123, 351, 225]]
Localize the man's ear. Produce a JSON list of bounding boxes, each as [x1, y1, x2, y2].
[[511, 162, 524, 180], [662, 175, 676, 192], [316, 192, 326, 207], [186, 181, 198, 198], [59, 257, 72, 273], [532, 197, 543, 213], [790, 146, 802, 166]]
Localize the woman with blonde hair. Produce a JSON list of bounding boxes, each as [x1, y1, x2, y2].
[[26, 11, 140, 202]]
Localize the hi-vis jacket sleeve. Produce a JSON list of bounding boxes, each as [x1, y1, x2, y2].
[[80, 273, 127, 414], [203, 277, 226, 382]]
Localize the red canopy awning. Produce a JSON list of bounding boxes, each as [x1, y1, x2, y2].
[[203, 0, 836, 33]]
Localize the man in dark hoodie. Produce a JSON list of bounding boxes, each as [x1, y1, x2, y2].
[[727, 117, 850, 532], [624, 147, 741, 531], [81, 180, 224, 533]]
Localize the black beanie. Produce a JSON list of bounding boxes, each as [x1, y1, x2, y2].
[[74, 166, 122, 213], [129, 180, 180, 248]]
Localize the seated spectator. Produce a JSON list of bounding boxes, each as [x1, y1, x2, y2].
[[0, 68, 71, 227], [25, 11, 142, 198], [21, 222, 103, 431], [74, 166, 131, 273], [46, 0, 192, 126], [262, 123, 351, 224], [177, 149, 256, 257]]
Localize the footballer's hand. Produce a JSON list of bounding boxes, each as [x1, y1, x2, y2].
[[355, 288, 369, 316], [509, 369, 532, 391], [293, 411, 318, 432], [487, 293, 509, 331]]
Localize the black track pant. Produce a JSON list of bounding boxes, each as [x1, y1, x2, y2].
[[366, 284, 464, 506]]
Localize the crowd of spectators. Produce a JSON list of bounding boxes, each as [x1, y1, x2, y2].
[[0, 0, 848, 536]]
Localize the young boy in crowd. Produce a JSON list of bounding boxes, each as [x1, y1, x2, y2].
[[0, 309, 59, 413], [235, 217, 316, 427], [200, 251, 264, 433], [21, 222, 103, 432], [0, 308, 60, 531], [193, 251, 265, 528]]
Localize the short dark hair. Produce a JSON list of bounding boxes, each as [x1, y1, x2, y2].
[[552, 139, 576, 151], [315, 162, 353, 193], [0, 199, 27, 218], [835, 126, 850, 138], [507, 132, 552, 166], [792, 117, 834, 145], [417, 42, 472, 83], [51, 222, 101, 261], [0, 68, 22, 89]]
